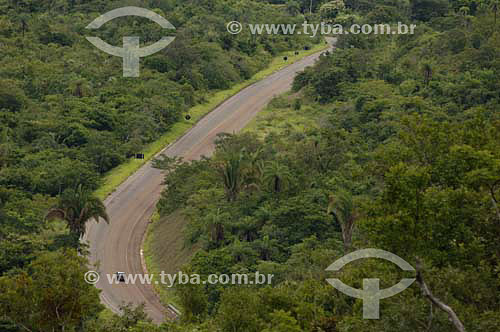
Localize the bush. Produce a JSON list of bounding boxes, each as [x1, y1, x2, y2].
[[411, 0, 449, 21], [0, 81, 26, 112]]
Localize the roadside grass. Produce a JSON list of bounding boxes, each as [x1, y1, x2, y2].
[[143, 210, 200, 308], [97, 308, 115, 321], [94, 42, 328, 200], [243, 94, 323, 138]]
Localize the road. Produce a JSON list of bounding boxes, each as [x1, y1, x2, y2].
[[83, 39, 335, 323]]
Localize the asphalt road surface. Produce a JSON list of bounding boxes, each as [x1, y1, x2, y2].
[[83, 39, 335, 323]]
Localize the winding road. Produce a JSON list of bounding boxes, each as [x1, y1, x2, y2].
[[83, 39, 335, 323]]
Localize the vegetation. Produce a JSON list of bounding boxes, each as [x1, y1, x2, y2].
[[1, 0, 499, 331], [0, 0, 320, 330], [0, 0, 317, 275], [148, 0, 500, 331], [46, 184, 108, 248]]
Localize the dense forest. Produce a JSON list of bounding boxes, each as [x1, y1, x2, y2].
[[0, 0, 315, 276], [153, 0, 500, 331], [1, 0, 500, 331]]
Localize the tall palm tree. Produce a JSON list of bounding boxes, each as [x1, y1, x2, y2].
[[492, 0, 499, 25], [263, 161, 292, 193], [244, 149, 265, 192], [327, 192, 358, 253], [206, 209, 225, 245], [0, 129, 10, 170], [46, 185, 109, 239], [458, 6, 471, 28], [219, 153, 244, 202], [422, 62, 433, 86], [254, 235, 278, 260], [480, 0, 500, 25]]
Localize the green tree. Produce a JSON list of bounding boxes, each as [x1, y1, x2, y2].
[[490, 0, 499, 24], [176, 272, 208, 322], [85, 303, 159, 332], [262, 310, 303, 332], [205, 209, 228, 245], [327, 191, 358, 253], [46, 184, 109, 242], [421, 62, 433, 86], [216, 288, 264, 332], [263, 161, 292, 193], [0, 128, 11, 169], [320, 0, 346, 20], [410, 0, 450, 21], [0, 80, 25, 112], [0, 249, 102, 332], [286, 1, 301, 15], [219, 153, 245, 202]]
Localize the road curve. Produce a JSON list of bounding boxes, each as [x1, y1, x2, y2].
[[83, 40, 335, 323]]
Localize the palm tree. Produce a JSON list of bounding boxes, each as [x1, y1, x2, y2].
[[286, 0, 301, 16], [46, 185, 109, 239], [422, 62, 433, 86], [244, 149, 265, 192], [219, 152, 244, 202], [458, 6, 471, 28], [254, 235, 278, 260], [492, 0, 499, 25], [0, 128, 11, 170], [459, 6, 470, 17], [206, 209, 226, 245], [327, 192, 358, 253], [263, 161, 292, 193]]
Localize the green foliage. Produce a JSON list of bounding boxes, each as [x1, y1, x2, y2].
[[84, 303, 165, 332], [0, 249, 103, 332], [411, 0, 450, 21], [320, 0, 346, 20], [0, 80, 26, 112], [152, 2, 500, 331], [0, 0, 317, 200], [46, 184, 108, 244], [2, 0, 500, 330], [262, 310, 303, 332], [216, 288, 266, 332], [0, 0, 319, 311]]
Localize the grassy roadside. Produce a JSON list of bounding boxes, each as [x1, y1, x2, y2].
[[143, 210, 199, 309], [142, 211, 172, 307], [243, 94, 323, 138], [94, 42, 328, 200]]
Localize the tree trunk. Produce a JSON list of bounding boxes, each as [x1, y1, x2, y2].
[[415, 259, 466, 332], [490, 184, 500, 223], [341, 216, 355, 253], [274, 176, 281, 193]]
